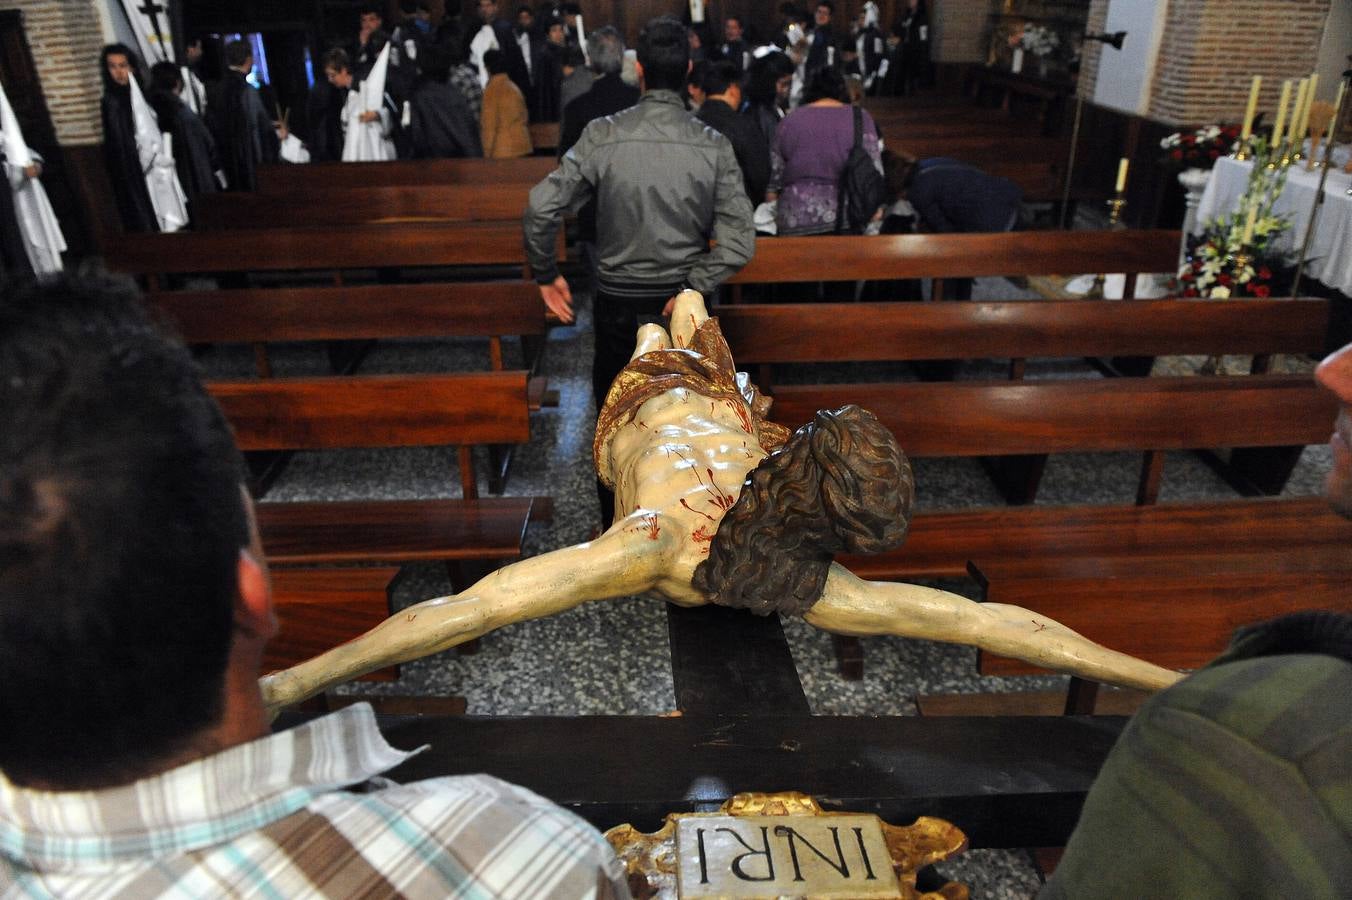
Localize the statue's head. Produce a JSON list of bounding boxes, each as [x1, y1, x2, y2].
[[693, 405, 913, 616]]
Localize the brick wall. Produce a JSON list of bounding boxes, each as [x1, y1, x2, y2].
[[1147, 0, 1331, 126], [933, 0, 989, 62], [1076, 0, 1108, 99], [1, 0, 106, 145]]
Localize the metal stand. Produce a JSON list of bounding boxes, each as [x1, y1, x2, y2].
[[1088, 193, 1127, 297], [1292, 70, 1351, 300]]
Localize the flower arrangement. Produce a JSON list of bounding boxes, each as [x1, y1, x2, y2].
[[1019, 25, 1060, 58], [1178, 143, 1291, 298], [1160, 124, 1241, 170], [1177, 230, 1278, 298]]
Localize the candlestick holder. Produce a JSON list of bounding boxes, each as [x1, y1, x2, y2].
[[1233, 143, 1250, 161], [1088, 192, 1128, 297], [1106, 194, 1127, 228]]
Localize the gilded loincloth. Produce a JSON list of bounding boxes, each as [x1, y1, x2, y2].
[[593, 317, 792, 489]]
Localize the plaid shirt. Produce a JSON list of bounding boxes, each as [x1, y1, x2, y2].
[[0, 704, 630, 899]]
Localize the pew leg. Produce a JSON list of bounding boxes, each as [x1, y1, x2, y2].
[[458, 446, 479, 500], [1135, 450, 1165, 506], [1227, 445, 1305, 496], [982, 454, 1049, 505], [1063, 677, 1099, 715], [833, 634, 865, 681]]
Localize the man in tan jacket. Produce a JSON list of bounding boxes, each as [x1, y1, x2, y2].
[[481, 48, 532, 157]]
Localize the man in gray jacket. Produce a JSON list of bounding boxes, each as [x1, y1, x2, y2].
[[523, 16, 755, 477]]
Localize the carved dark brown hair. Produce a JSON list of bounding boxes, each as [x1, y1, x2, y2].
[[692, 405, 914, 616]]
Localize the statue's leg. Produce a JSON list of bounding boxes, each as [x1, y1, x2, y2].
[[668, 289, 710, 349], [261, 527, 670, 711], [805, 564, 1183, 692]]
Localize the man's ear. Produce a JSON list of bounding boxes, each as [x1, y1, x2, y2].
[[235, 549, 278, 640]]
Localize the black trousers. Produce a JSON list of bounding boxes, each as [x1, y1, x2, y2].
[[592, 283, 683, 527]]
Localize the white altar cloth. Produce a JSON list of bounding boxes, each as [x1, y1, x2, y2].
[[1195, 153, 1352, 296]]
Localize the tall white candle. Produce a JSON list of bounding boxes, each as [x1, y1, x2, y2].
[[1240, 74, 1262, 140], [1297, 73, 1319, 142], [1290, 78, 1309, 146], [1115, 157, 1129, 193], [1271, 79, 1292, 148]]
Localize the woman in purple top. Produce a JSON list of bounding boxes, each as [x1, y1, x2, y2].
[[766, 66, 882, 235]]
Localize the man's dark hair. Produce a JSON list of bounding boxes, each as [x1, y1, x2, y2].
[[816, 1, 836, 13], [0, 271, 250, 790], [149, 60, 184, 94], [483, 47, 508, 75], [803, 64, 849, 104], [358, 4, 383, 18], [701, 60, 740, 97], [687, 59, 709, 89], [637, 16, 689, 93], [561, 2, 581, 14], [745, 49, 795, 105], [418, 44, 454, 81], [726, 15, 743, 29], [224, 38, 252, 70], [322, 47, 351, 73]]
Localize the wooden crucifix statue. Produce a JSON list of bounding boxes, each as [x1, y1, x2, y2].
[[261, 291, 1180, 710]]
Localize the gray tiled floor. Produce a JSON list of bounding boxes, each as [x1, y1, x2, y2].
[[209, 277, 1327, 898]]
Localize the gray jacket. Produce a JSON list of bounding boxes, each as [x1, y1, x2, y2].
[[523, 89, 754, 294]]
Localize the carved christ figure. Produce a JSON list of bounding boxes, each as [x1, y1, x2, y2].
[[262, 291, 1180, 710]]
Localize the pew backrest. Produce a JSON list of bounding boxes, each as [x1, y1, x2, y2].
[[718, 298, 1329, 363], [105, 220, 562, 276], [210, 371, 531, 451], [256, 157, 558, 193], [195, 184, 534, 229], [767, 375, 1336, 456], [728, 230, 1180, 285], [152, 281, 543, 345]]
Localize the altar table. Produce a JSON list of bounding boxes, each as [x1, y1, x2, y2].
[[1195, 153, 1352, 296]]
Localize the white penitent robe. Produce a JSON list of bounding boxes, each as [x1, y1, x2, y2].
[[0, 83, 65, 273], [469, 24, 498, 89], [341, 43, 396, 162], [127, 74, 188, 232]]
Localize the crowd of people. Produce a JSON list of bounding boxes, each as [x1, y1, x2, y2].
[[96, 1, 952, 233]]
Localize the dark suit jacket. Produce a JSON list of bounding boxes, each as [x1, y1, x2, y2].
[[908, 158, 1022, 233], [558, 74, 640, 157], [696, 98, 770, 205], [557, 74, 640, 241]]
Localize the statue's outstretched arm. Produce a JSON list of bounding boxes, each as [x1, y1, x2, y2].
[[807, 564, 1183, 692], [261, 527, 670, 711]]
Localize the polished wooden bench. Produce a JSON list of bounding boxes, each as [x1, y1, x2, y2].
[[716, 297, 1334, 682], [195, 183, 535, 229], [105, 219, 562, 278], [268, 567, 401, 680], [726, 230, 1180, 300], [256, 156, 557, 193]]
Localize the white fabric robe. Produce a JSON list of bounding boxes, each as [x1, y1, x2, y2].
[[469, 24, 498, 89], [128, 75, 188, 232], [0, 83, 65, 273], [341, 43, 396, 162]]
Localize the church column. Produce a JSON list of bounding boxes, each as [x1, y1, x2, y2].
[[0, 0, 106, 148], [1144, 0, 1330, 126]]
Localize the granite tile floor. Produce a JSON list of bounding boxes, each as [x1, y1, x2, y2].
[[201, 276, 1327, 899]]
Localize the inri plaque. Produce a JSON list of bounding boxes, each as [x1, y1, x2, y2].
[[605, 792, 968, 900], [675, 814, 899, 898]]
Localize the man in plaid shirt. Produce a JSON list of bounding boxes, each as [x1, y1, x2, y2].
[[0, 272, 629, 900]]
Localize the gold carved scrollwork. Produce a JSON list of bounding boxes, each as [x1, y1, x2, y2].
[[606, 792, 968, 900]]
